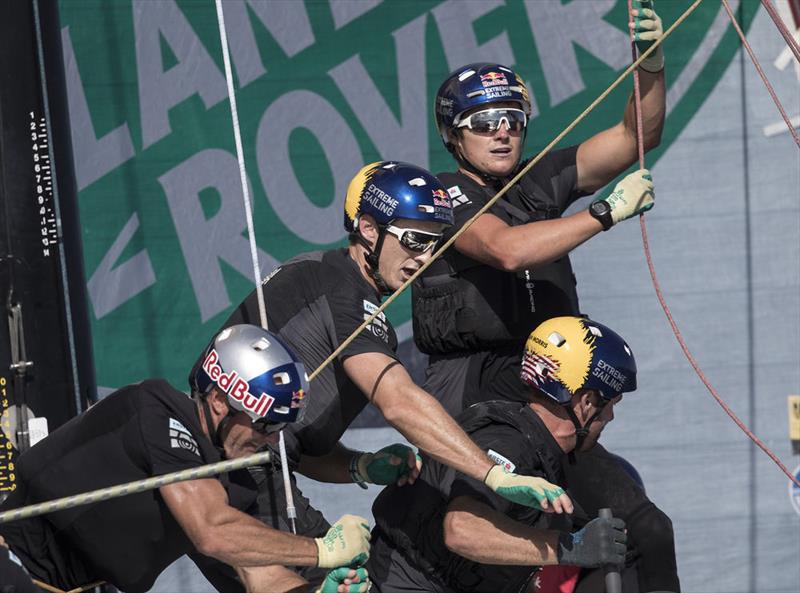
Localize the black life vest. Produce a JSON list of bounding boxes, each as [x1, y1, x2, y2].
[[412, 170, 580, 355]]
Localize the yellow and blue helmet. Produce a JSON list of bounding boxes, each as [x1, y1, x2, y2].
[[343, 161, 454, 233], [520, 316, 637, 404]]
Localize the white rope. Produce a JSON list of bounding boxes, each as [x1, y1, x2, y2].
[[213, 0, 267, 330], [279, 431, 297, 533], [213, 0, 297, 533]]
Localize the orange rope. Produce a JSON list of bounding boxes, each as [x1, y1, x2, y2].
[[629, 0, 800, 488]]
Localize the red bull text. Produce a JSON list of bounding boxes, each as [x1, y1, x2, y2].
[[202, 349, 275, 417]]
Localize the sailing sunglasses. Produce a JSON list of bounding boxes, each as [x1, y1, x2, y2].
[[456, 108, 527, 135], [384, 225, 443, 253]]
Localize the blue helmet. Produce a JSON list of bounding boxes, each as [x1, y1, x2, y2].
[[435, 63, 531, 150], [520, 316, 637, 404], [344, 161, 454, 233], [192, 324, 309, 425], [608, 453, 646, 493]]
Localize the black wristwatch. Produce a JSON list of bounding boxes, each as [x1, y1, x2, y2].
[[589, 200, 613, 231]]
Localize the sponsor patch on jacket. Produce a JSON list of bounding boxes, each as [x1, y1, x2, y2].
[[363, 300, 390, 343], [446, 185, 471, 208], [487, 448, 516, 473], [169, 417, 200, 456]]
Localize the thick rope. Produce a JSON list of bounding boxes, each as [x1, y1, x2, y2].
[[308, 0, 704, 382], [213, 0, 297, 533], [721, 0, 800, 146], [0, 450, 271, 525]]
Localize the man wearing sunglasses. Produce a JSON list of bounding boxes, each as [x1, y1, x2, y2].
[[189, 161, 573, 591], [0, 324, 372, 593], [412, 3, 680, 592]]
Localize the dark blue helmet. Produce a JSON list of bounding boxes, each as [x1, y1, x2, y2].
[[520, 316, 637, 404], [343, 161, 454, 232], [435, 63, 531, 150], [608, 453, 646, 493], [192, 325, 309, 425]]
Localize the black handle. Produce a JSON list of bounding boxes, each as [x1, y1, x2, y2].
[[599, 508, 622, 593]]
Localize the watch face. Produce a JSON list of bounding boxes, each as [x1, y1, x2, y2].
[[591, 201, 609, 215]]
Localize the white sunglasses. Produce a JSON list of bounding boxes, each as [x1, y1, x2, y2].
[[384, 225, 442, 253], [456, 107, 527, 135]]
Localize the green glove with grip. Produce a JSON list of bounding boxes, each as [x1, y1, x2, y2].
[[632, 0, 664, 73], [315, 566, 371, 593], [483, 464, 566, 511], [314, 515, 371, 569], [351, 443, 420, 487]]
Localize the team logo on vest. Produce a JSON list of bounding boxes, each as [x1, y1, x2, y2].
[[487, 448, 516, 473], [363, 300, 390, 343], [202, 349, 276, 417], [447, 185, 471, 208], [169, 418, 199, 456]]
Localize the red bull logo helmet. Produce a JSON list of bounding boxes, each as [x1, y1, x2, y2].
[[192, 324, 309, 425]]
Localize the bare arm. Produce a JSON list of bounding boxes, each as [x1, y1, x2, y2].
[[576, 68, 665, 193], [343, 352, 494, 481], [443, 495, 561, 566], [160, 478, 319, 568], [453, 210, 603, 273], [298, 441, 357, 483]]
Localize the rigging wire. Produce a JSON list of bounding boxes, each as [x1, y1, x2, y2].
[[629, 0, 800, 488], [213, 0, 297, 533], [721, 0, 800, 146], [759, 0, 800, 64]]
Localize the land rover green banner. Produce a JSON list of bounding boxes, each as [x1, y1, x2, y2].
[[58, 0, 756, 390]]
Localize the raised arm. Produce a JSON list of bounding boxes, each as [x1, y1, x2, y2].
[[576, 0, 666, 193], [454, 210, 602, 272]]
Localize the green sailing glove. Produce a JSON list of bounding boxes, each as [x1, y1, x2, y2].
[[316, 566, 371, 593], [351, 443, 419, 487], [314, 515, 371, 568], [483, 464, 566, 511], [632, 0, 664, 73]]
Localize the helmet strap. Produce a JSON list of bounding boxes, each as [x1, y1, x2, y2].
[[565, 405, 605, 464], [195, 391, 236, 456], [360, 228, 392, 295]]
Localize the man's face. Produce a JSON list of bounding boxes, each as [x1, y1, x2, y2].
[[578, 392, 622, 452], [378, 219, 446, 290], [220, 411, 278, 459], [453, 101, 526, 179]]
